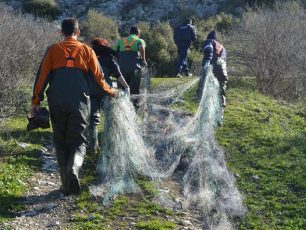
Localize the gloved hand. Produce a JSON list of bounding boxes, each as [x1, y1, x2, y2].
[[140, 60, 148, 68]]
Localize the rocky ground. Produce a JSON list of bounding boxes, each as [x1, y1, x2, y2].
[[2, 139, 75, 230]]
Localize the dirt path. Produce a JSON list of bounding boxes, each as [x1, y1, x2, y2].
[[3, 138, 75, 230]]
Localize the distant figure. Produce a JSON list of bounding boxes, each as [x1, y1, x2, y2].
[[202, 31, 228, 108], [88, 38, 129, 153], [30, 18, 117, 195], [113, 26, 147, 108], [174, 18, 197, 77]]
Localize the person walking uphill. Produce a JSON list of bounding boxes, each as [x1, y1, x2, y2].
[[88, 38, 129, 153], [202, 31, 228, 108], [30, 18, 117, 195], [174, 18, 197, 77], [113, 26, 147, 108]]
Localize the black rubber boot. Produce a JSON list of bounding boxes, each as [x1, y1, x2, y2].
[[88, 125, 100, 153]]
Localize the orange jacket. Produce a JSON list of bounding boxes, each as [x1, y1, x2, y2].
[[32, 37, 115, 106]]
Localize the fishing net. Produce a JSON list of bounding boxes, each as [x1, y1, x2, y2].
[[93, 65, 245, 227]]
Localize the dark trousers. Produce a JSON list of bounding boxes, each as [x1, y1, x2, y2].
[[49, 101, 89, 190], [121, 68, 141, 107], [177, 46, 189, 74]]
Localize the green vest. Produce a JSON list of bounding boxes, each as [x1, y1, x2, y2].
[[113, 35, 146, 52]]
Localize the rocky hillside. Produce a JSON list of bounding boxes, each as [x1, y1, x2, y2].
[[6, 0, 240, 25]]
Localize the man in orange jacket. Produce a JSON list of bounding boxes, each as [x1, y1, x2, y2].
[[31, 18, 117, 195]]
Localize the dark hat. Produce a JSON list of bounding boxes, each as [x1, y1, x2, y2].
[[207, 31, 217, 40], [27, 107, 50, 131]]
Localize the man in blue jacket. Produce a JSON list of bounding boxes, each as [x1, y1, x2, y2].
[[202, 31, 228, 108], [174, 18, 197, 77]]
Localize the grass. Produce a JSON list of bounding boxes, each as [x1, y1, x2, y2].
[[151, 77, 199, 114], [1, 77, 305, 229], [71, 140, 176, 229], [157, 76, 305, 228], [0, 117, 52, 223], [215, 78, 306, 229]]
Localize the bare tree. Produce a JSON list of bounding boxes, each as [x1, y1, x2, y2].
[[0, 4, 59, 118], [231, 1, 306, 100]]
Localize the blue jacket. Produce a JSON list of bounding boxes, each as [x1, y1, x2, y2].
[[202, 39, 227, 65], [174, 23, 197, 48]]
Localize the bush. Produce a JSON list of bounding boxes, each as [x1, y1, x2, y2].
[[23, 0, 60, 20], [0, 4, 59, 118], [82, 9, 119, 42], [138, 21, 177, 76], [231, 1, 306, 100]]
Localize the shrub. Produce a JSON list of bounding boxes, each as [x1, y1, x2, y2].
[[82, 9, 119, 42], [215, 12, 238, 33], [23, 0, 60, 20], [138, 21, 177, 76], [231, 1, 306, 100], [0, 4, 59, 118]]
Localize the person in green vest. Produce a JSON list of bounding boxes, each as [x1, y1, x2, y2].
[[113, 26, 147, 108]]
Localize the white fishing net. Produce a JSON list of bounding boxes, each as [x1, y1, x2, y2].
[[93, 65, 246, 228]]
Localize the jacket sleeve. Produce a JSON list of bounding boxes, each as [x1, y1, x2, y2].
[[202, 42, 214, 65], [88, 48, 115, 97], [191, 26, 197, 43], [32, 47, 52, 106]]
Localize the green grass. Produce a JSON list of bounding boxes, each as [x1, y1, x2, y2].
[[1, 77, 304, 229], [165, 76, 305, 228], [136, 219, 176, 230], [151, 77, 199, 114], [215, 78, 306, 229], [0, 117, 52, 223], [71, 150, 176, 229]]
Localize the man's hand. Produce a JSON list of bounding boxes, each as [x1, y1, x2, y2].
[[112, 89, 119, 98], [30, 105, 40, 117], [140, 60, 148, 68]]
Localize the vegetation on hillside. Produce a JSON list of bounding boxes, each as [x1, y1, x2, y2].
[[0, 0, 305, 228], [0, 118, 51, 223], [217, 78, 305, 229], [23, 0, 61, 20], [0, 4, 59, 118], [231, 1, 306, 100]]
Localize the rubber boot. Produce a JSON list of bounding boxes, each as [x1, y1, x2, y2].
[[87, 125, 100, 154], [67, 145, 86, 194], [59, 166, 70, 195]]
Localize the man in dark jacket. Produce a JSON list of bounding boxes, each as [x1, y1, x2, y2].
[[174, 18, 197, 77], [30, 18, 117, 195], [112, 26, 147, 108], [202, 31, 228, 108], [88, 38, 129, 153]]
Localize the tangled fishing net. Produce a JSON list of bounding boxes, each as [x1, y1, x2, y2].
[[92, 65, 245, 228]]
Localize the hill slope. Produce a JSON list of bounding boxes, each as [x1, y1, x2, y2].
[[0, 77, 305, 229]]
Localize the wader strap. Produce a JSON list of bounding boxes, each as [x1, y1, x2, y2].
[[59, 43, 82, 67], [123, 37, 137, 51]]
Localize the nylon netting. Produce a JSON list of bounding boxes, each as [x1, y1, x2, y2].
[[91, 66, 245, 228]]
